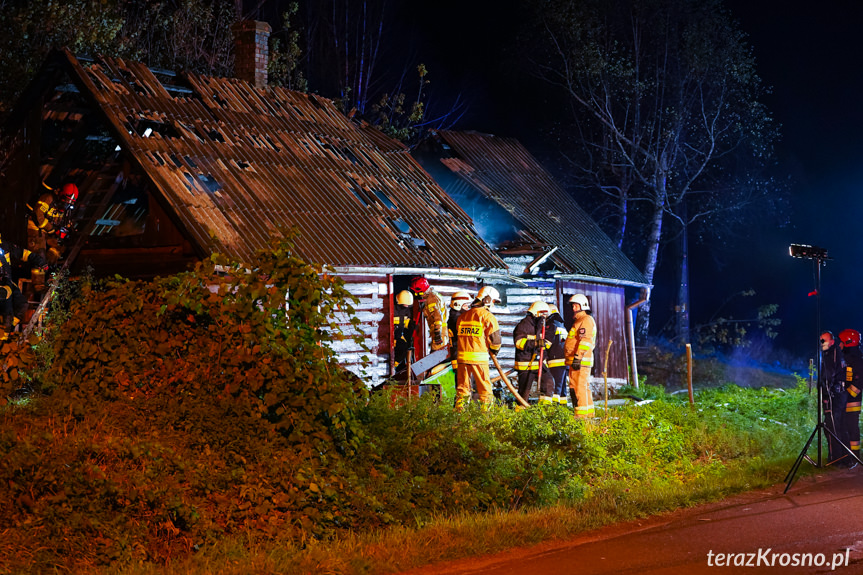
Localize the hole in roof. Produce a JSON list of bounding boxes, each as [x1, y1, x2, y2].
[[170, 154, 184, 168], [208, 129, 225, 143], [265, 135, 282, 152], [342, 147, 363, 166], [235, 160, 251, 170], [184, 156, 198, 169], [198, 174, 222, 194], [212, 91, 229, 107], [348, 187, 370, 207], [134, 118, 180, 139], [372, 189, 396, 209], [391, 218, 411, 234], [150, 152, 166, 166]]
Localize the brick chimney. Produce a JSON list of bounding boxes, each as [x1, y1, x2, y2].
[[232, 20, 271, 89]]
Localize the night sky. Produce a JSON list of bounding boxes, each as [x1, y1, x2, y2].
[[263, 1, 863, 363]]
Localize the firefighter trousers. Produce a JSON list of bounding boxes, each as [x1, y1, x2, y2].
[[846, 395, 861, 455], [550, 366, 568, 399], [456, 362, 493, 409], [569, 366, 594, 418], [823, 389, 848, 462], [516, 369, 554, 403]]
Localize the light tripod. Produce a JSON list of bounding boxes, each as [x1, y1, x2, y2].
[[784, 244, 862, 493]]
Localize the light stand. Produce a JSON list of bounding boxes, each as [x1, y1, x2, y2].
[[784, 244, 861, 492]]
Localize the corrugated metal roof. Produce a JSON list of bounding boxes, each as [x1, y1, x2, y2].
[[432, 131, 648, 286], [53, 50, 503, 270]]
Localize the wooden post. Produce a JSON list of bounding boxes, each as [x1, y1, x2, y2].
[[686, 343, 694, 406], [603, 339, 613, 420]]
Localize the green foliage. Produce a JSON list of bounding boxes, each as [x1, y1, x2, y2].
[[695, 289, 781, 351], [0, 238, 814, 571], [269, 2, 307, 92]]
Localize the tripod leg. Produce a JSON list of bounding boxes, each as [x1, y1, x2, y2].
[[823, 425, 863, 466], [784, 424, 821, 493]]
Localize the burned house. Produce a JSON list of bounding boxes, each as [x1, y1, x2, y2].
[[0, 46, 513, 386], [414, 131, 651, 389]]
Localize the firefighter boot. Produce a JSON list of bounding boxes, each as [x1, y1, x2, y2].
[[570, 389, 579, 416]]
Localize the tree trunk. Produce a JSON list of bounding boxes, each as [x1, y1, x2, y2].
[[635, 175, 666, 344], [676, 210, 690, 345]]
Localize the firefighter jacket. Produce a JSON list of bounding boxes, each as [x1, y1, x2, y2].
[[513, 313, 546, 371], [447, 304, 468, 365], [0, 240, 44, 282], [545, 311, 568, 369], [564, 310, 596, 367], [843, 345, 863, 399], [421, 288, 448, 351], [392, 304, 416, 369], [456, 302, 501, 365], [28, 192, 67, 235], [821, 343, 845, 396]]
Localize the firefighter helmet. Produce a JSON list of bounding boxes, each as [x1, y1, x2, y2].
[[450, 290, 471, 309], [395, 290, 414, 307], [527, 301, 549, 316], [839, 328, 861, 348], [548, 304, 559, 315], [477, 285, 501, 306], [409, 276, 430, 296], [59, 183, 78, 204], [568, 294, 590, 311]]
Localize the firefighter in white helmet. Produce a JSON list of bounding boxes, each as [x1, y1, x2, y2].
[[447, 290, 473, 371], [392, 290, 416, 373], [455, 285, 502, 409], [564, 294, 596, 418], [513, 301, 554, 404]]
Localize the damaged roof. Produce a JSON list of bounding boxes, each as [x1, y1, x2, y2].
[[9, 49, 504, 270], [428, 130, 648, 286]]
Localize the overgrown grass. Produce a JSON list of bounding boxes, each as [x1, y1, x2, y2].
[[1, 378, 818, 574]]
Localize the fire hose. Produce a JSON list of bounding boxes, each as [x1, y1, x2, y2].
[[491, 353, 530, 408]]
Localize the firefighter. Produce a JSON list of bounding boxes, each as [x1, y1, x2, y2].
[[513, 300, 554, 405], [410, 276, 448, 352], [447, 290, 472, 371], [821, 331, 848, 464], [564, 294, 596, 419], [0, 233, 46, 340], [392, 290, 416, 373], [28, 181, 78, 266], [838, 328, 863, 467], [546, 304, 569, 405], [455, 285, 502, 410]]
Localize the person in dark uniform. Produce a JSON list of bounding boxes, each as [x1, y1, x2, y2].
[[838, 328, 863, 468], [820, 331, 848, 464], [392, 290, 416, 373], [546, 304, 569, 406], [513, 301, 554, 405], [0, 233, 46, 339]]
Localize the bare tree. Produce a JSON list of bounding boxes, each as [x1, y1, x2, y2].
[[528, 0, 779, 343]]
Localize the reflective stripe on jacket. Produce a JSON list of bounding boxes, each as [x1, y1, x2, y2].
[[564, 311, 596, 367], [456, 305, 501, 365]]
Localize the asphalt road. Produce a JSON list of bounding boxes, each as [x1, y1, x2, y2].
[[404, 468, 863, 574]]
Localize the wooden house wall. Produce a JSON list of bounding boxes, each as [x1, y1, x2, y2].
[[557, 280, 628, 388]]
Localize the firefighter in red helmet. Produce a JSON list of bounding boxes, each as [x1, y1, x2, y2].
[[820, 331, 848, 465], [838, 328, 863, 466], [28, 180, 78, 266], [410, 276, 448, 352], [564, 294, 596, 419]]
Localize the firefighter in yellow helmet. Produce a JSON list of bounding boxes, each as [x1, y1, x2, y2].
[[392, 290, 417, 373], [455, 285, 502, 410], [410, 276, 448, 352], [513, 301, 554, 404], [28, 181, 78, 266], [447, 290, 472, 371], [564, 294, 596, 418]]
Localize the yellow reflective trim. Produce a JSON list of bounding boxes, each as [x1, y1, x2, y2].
[[547, 358, 566, 368], [516, 338, 528, 350], [514, 361, 538, 370], [846, 405, 861, 412], [0, 286, 11, 299], [458, 351, 489, 363]]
